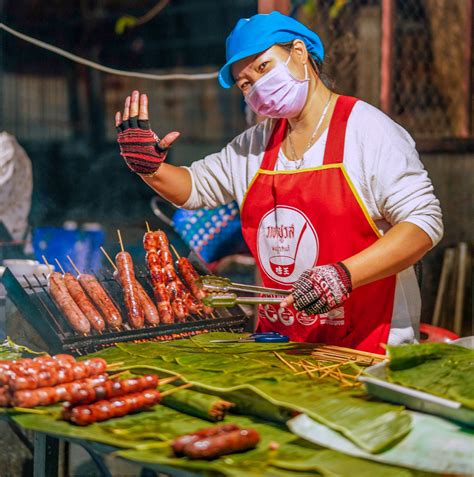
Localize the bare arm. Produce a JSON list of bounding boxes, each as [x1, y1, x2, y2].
[[140, 163, 192, 206], [342, 222, 432, 288], [115, 90, 192, 206]]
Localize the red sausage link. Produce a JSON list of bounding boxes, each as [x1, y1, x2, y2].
[[172, 424, 240, 456], [64, 389, 161, 425], [66, 374, 158, 406], [115, 252, 144, 328], [49, 272, 91, 335], [7, 358, 107, 391], [12, 375, 108, 408], [146, 251, 173, 324], [64, 273, 105, 333], [135, 281, 160, 326], [143, 232, 158, 253], [78, 274, 123, 330], [183, 428, 260, 459]]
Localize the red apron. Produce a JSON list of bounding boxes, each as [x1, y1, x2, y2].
[[240, 96, 396, 354]]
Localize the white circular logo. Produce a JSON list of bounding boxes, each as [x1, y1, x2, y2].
[[257, 205, 319, 285]]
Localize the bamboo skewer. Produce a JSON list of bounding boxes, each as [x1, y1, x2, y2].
[[100, 246, 118, 271], [145, 221, 151, 233], [42, 255, 53, 274], [170, 244, 180, 259], [273, 351, 297, 372], [117, 229, 125, 253], [66, 255, 82, 276], [54, 259, 66, 275], [160, 383, 193, 397]]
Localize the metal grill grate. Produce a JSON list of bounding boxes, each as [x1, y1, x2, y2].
[[2, 264, 248, 355]]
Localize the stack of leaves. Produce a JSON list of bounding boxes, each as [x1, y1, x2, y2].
[[387, 343, 474, 409], [11, 399, 431, 477], [85, 332, 412, 454]]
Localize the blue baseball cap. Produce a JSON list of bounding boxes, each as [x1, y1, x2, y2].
[[218, 11, 325, 89]]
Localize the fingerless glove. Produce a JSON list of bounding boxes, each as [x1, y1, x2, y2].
[[292, 262, 352, 315], [117, 117, 169, 176]]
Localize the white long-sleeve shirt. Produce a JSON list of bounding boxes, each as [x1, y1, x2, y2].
[[182, 101, 444, 344]]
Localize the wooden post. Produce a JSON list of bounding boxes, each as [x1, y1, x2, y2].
[[357, 6, 381, 107], [461, 0, 473, 137], [380, 0, 394, 115]]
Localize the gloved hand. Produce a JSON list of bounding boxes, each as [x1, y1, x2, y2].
[[115, 91, 180, 176], [281, 263, 352, 315]]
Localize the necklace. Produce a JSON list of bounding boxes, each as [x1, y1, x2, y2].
[[287, 92, 333, 169]]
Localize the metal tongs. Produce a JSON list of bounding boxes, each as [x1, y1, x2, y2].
[[197, 276, 291, 308]]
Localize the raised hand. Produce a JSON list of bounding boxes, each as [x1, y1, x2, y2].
[[115, 90, 180, 176]]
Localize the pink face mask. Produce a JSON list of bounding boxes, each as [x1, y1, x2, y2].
[[245, 53, 309, 118]]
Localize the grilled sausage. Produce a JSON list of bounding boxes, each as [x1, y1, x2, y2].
[[146, 251, 174, 324], [7, 358, 107, 391], [143, 231, 158, 253], [63, 389, 161, 425], [12, 375, 108, 408], [177, 257, 213, 314], [48, 272, 91, 335], [63, 273, 105, 333], [182, 428, 260, 459], [135, 281, 160, 326], [65, 374, 158, 406], [172, 424, 240, 456], [115, 252, 144, 328], [78, 274, 123, 330]]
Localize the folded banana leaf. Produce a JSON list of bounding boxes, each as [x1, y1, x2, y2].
[[161, 384, 234, 421], [387, 343, 474, 409], [11, 403, 429, 477], [86, 333, 412, 453]]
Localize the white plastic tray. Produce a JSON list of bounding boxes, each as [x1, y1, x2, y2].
[[359, 339, 474, 427]]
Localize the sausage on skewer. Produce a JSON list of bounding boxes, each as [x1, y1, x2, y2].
[[182, 428, 260, 460], [172, 424, 240, 456], [65, 374, 158, 406], [63, 273, 105, 333], [154, 231, 189, 321], [6, 358, 108, 391], [146, 251, 174, 324], [135, 281, 160, 326], [77, 274, 123, 330], [48, 272, 91, 335], [63, 389, 161, 426], [115, 252, 145, 329], [12, 375, 109, 408]]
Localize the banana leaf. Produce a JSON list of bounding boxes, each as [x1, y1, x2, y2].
[[387, 343, 474, 409], [87, 333, 412, 453], [161, 384, 234, 421], [10, 402, 426, 477]]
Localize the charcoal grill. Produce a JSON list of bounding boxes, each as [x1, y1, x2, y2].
[[1, 261, 249, 355]]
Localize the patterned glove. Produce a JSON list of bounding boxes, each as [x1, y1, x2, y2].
[[292, 263, 352, 315], [116, 117, 169, 176]]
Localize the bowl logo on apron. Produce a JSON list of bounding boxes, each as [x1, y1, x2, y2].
[[257, 205, 319, 285]]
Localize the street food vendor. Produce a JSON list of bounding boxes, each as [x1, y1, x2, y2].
[[115, 12, 443, 353]]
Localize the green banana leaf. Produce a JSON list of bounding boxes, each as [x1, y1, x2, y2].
[[387, 343, 474, 409], [161, 384, 234, 421], [86, 333, 412, 453], [10, 402, 427, 477]]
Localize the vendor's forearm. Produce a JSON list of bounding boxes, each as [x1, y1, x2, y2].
[[342, 222, 433, 289], [140, 163, 193, 206]]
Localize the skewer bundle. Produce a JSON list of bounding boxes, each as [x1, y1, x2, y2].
[[273, 347, 384, 387], [311, 345, 385, 366]]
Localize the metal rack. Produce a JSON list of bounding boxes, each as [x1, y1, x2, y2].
[[1, 264, 249, 355]]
